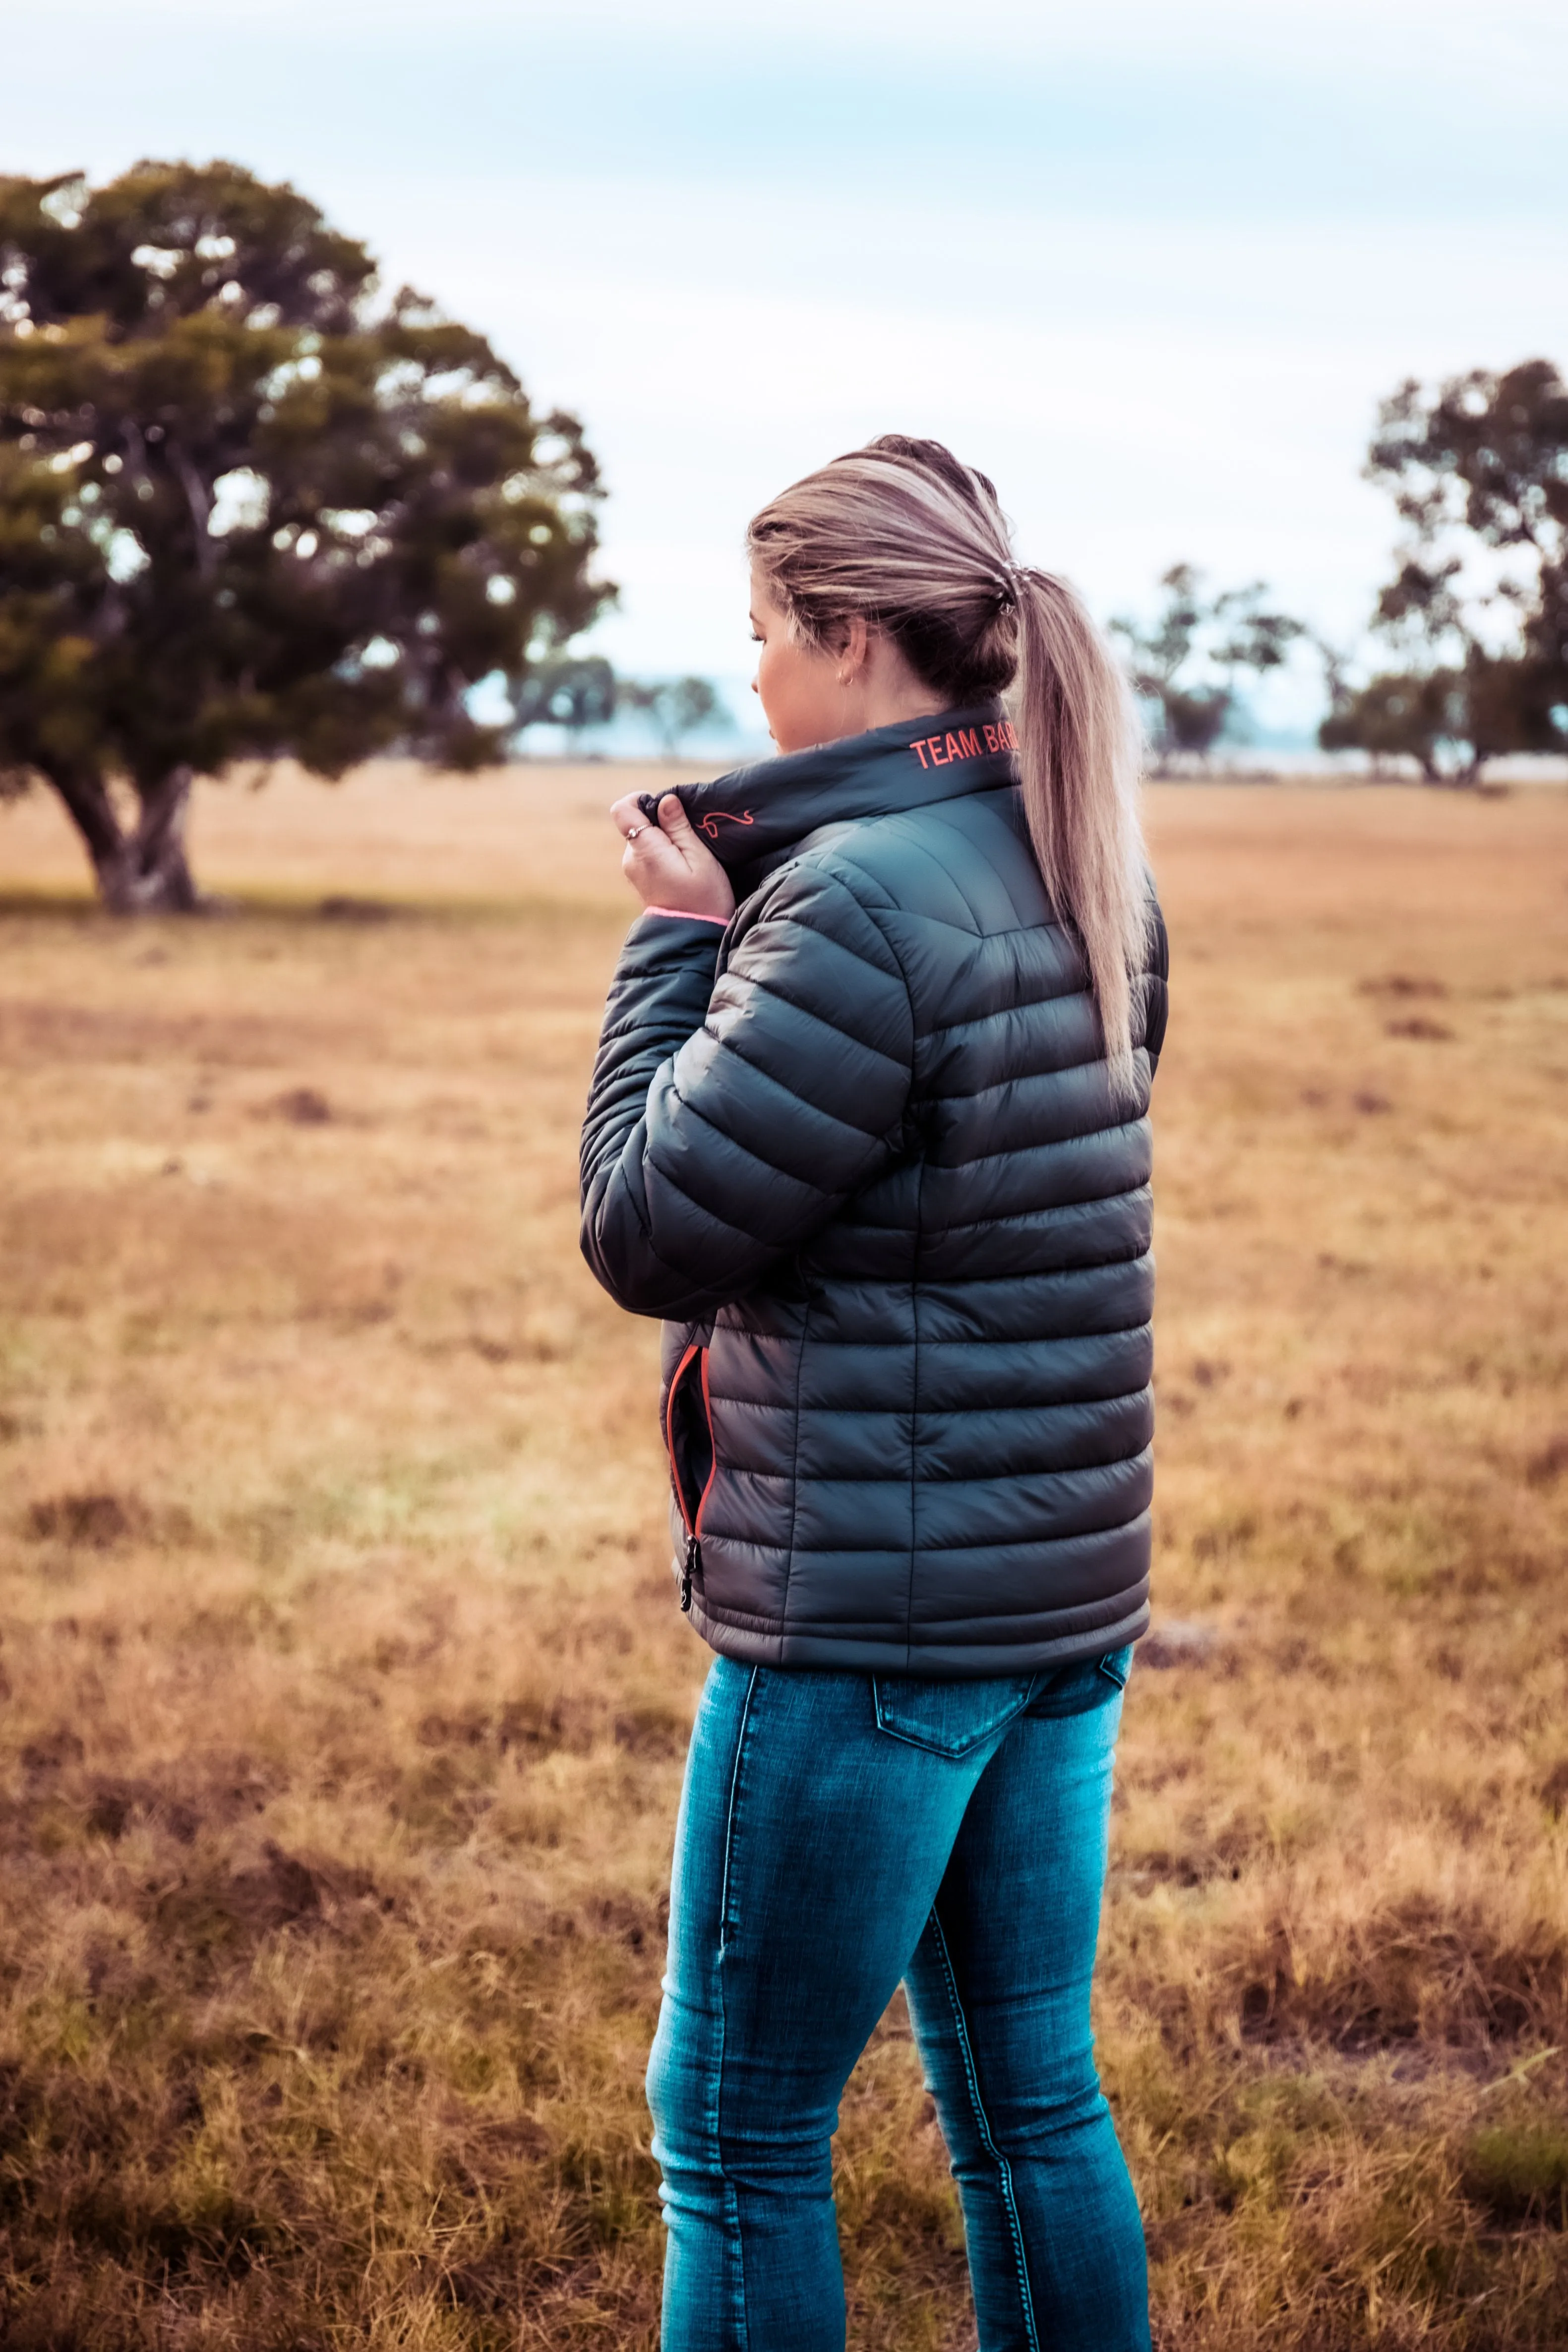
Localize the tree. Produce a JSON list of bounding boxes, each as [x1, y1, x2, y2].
[[622, 675, 724, 758], [1321, 361, 1568, 783], [1319, 669, 1459, 781], [511, 654, 616, 751], [0, 162, 612, 909], [1110, 565, 1304, 772]]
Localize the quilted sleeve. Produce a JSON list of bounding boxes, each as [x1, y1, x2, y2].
[[580, 863, 914, 1319], [1141, 892, 1170, 1078]]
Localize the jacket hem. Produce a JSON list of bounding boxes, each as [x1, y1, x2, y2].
[[683, 1593, 1152, 1681]]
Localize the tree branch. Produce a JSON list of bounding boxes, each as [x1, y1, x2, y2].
[[168, 444, 216, 580]]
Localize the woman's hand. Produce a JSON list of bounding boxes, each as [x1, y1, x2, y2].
[[611, 792, 735, 923]]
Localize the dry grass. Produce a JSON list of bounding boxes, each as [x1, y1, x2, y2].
[[1, 764, 1566, 2349]]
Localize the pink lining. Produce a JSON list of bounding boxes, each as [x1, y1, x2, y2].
[[642, 906, 728, 926]]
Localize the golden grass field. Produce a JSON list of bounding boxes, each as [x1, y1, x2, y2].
[[1, 762, 1567, 2351]]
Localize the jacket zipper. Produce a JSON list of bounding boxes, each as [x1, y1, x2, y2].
[[665, 1343, 717, 1612]]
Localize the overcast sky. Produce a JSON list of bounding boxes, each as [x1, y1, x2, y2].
[[7, 0, 1566, 732]]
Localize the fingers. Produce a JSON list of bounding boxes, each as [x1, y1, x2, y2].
[[609, 791, 651, 841], [608, 788, 734, 920], [608, 789, 690, 847], [618, 807, 687, 899], [620, 829, 675, 883]]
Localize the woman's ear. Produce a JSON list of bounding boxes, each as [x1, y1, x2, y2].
[[838, 612, 870, 686]]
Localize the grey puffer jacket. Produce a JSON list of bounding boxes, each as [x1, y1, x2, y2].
[[579, 703, 1168, 1677]]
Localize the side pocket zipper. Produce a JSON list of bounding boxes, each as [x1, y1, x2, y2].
[[665, 1343, 717, 1613]]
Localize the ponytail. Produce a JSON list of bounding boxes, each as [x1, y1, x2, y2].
[[1009, 568, 1148, 1095], [748, 438, 1151, 1090]]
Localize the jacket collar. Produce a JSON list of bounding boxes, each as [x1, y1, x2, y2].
[[639, 702, 1018, 879]]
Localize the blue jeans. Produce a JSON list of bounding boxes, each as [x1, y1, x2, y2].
[[647, 1650, 1149, 2352]]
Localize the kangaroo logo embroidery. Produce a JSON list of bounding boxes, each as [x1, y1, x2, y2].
[[697, 809, 757, 841]]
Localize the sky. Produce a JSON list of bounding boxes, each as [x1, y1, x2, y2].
[[5, 0, 1566, 742]]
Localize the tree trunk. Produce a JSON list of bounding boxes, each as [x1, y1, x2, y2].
[[47, 765, 204, 912], [1420, 752, 1488, 790], [126, 767, 202, 909]]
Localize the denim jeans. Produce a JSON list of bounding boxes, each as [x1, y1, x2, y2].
[[647, 1650, 1149, 2352]]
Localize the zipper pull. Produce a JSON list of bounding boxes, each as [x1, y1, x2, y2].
[[680, 1534, 702, 1612]]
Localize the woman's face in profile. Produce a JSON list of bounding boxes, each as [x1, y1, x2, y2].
[[749, 567, 850, 755]]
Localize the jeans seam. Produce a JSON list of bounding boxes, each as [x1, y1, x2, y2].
[[716, 1665, 761, 2351], [718, 1665, 761, 1954], [927, 1906, 1041, 2352]]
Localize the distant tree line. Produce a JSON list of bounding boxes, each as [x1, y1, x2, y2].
[[1111, 569, 1304, 772], [1119, 360, 1568, 785], [1, 158, 1565, 914], [510, 657, 724, 757]]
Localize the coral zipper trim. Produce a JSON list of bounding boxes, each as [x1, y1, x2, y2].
[[665, 1343, 700, 1536], [694, 1350, 717, 1537], [665, 1344, 718, 1611]]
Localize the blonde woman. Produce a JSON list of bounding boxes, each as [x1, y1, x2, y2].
[[580, 437, 1166, 2352]]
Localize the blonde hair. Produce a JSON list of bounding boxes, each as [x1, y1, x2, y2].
[[747, 436, 1149, 1086]]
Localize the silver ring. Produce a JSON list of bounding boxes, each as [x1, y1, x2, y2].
[[624, 823, 645, 841]]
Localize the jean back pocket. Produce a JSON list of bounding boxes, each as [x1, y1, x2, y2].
[[1024, 1646, 1134, 1720], [872, 1675, 1036, 1758]]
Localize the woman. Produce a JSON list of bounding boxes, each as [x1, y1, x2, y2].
[[579, 436, 1167, 2352]]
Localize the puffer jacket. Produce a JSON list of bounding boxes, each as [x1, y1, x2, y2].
[[579, 702, 1168, 1677]]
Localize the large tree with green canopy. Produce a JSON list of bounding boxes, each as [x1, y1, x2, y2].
[[0, 160, 612, 909]]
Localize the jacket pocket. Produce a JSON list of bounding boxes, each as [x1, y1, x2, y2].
[[665, 1343, 716, 1612]]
